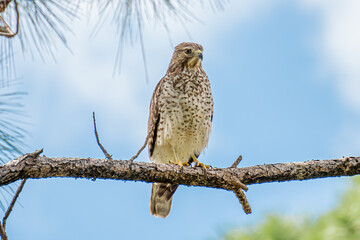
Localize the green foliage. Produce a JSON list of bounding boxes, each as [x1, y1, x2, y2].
[[224, 177, 360, 240], [224, 215, 301, 240]]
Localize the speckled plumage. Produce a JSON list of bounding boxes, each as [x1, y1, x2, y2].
[[148, 42, 214, 218]]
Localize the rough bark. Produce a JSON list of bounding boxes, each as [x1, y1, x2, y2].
[[1, 150, 359, 190]]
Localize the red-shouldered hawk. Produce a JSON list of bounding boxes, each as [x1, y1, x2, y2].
[[148, 42, 214, 218]]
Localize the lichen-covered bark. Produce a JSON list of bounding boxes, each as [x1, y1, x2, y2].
[[1, 150, 359, 190]]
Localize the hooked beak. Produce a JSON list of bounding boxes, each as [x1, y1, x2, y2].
[[196, 50, 203, 61]]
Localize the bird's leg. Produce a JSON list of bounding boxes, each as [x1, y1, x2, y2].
[[169, 147, 189, 167], [191, 155, 210, 169]]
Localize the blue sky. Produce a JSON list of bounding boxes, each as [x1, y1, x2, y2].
[[3, 0, 360, 239]]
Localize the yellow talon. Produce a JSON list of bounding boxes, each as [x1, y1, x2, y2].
[[169, 160, 189, 167], [182, 162, 190, 167], [191, 155, 210, 169]]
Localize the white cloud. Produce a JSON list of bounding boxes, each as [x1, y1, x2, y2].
[[299, 0, 360, 154], [300, 0, 360, 113]]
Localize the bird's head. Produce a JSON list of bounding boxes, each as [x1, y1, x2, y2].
[[168, 42, 204, 72]]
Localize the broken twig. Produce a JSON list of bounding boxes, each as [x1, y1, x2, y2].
[[231, 155, 243, 168], [92, 112, 113, 160]]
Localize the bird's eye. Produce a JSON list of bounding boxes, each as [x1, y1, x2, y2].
[[184, 49, 192, 54]]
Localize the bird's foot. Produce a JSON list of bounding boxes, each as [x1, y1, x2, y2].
[[191, 155, 210, 169], [169, 160, 190, 167]]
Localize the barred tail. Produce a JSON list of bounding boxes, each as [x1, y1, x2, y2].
[[150, 182, 178, 218]]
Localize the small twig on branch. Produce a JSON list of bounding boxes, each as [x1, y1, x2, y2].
[[3, 178, 26, 228], [234, 189, 252, 214], [92, 112, 113, 160], [128, 135, 148, 162], [0, 179, 25, 240], [92, 112, 147, 162], [0, 149, 42, 240], [0, 221, 7, 240], [231, 155, 243, 168], [228, 155, 251, 213]]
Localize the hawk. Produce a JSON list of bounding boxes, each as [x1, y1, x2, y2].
[[148, 42, 214, 218]]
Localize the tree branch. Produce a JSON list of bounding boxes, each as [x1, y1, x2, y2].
[[1, 151, 359, 189], [1, 150, 360, 217]]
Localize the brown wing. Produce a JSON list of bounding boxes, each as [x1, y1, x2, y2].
[[147, 77, 164, 157]]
